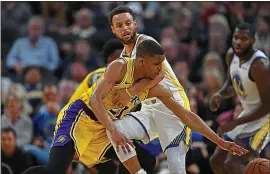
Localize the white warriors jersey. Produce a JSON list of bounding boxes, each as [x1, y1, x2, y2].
[[120, 34, 188, 106], [230, 50, 269, 110]]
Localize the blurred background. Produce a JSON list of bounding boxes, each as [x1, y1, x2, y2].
[[1, 1, 269, 174]]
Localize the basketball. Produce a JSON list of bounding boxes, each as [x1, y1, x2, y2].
[[244, 158, 270, 174]]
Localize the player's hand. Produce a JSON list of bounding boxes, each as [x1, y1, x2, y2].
[[110, 128, 134, 154], [217, 121, 238, 136], [209, 93, 222, 112], [218, 140, 249, 156], [112, 89, 130, 107]]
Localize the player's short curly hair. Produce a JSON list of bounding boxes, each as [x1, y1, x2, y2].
[[137, 40, 164, 58], [109, 6, 136, 26], [235, 23, 256, 37], [102, 39, 123, 63]]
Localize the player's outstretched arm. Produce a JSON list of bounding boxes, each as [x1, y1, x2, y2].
[[148, 84, 249, 156], [90, 59, 133, 153]]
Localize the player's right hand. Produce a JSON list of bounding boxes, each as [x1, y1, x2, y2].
[[219, 140, 249, 156], [110, 128, 134, 154], [209, 93, 222, 112]]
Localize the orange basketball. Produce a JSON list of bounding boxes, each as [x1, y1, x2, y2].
[[244, 158, 270, 174]]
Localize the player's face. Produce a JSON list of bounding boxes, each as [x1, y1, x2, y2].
[[111, 13, 137, 44], [232, 29, 254, 57], [140, 55, 165, 80]]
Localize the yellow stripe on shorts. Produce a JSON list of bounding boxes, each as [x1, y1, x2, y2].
[[98, 143, 113, 161], [251, 116, 270, 150], [70, 109, 84, 157]]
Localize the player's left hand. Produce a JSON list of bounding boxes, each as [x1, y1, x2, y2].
[[217, 121, 238, 136], [219, 140, 249, 156]]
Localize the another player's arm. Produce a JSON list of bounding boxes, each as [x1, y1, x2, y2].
[[148, 85, 248, 156], [90, 60, 126, 132], [148, 85, 248, 155], [217, 48, 236, 98], [148, 85, 223, 145], [127, 73, 164, 96], [235, 58, 270, 125]]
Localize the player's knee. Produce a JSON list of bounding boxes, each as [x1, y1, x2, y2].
[[210, 153, 221, 169], [224, 158, 236, 169]]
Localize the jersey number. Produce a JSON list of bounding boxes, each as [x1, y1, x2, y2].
[[109, 106, 129, 119]]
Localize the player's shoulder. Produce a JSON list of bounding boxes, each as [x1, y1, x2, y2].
[[251, 51, 269, 71], [106, 58, 127, 77], [139, 35, 160, 45]]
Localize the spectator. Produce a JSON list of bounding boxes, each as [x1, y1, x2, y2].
[[1, 2, 32, 59], [71, 62, 89, 84], [1, 85, 33, 147], [26, 85, 60, 164], [1, 127, 32, 174], [70, 8, 97, 41], [202, 51, 225, 77], [33, 85, 60, 139], [208, 14, 231, 56], [6, 16, 59, 75], [24, 66, 44, 112], [1, 2, 32, 35], [66, 39, 102, 72], [202, 68, 224, 105], [254, 16, 270, 57], [173, 60, 193, 92], [160, 37, 179, 64], [58, 79, 76, 107]]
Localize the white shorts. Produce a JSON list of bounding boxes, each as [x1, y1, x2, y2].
[[226, 111, 270, 154], [114, 91, 191, 153]]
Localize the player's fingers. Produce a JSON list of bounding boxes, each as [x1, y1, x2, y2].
[[121, 145, 127, 154], [125, 143, 131, 154], [127, 139, 135, 148]]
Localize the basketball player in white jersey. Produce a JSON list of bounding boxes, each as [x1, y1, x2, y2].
[[209, 23, 270, 174], [106, 6, 246, 174]]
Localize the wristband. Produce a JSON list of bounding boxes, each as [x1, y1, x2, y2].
[[125, 88, 133, 98], [218, 139, 225, 147]]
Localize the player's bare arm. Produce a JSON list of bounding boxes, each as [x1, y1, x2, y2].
[[235, 58, 270, 125], [148, 84, 249, 156], [210, 48, 236, 111], [90, 59, 133, 152]]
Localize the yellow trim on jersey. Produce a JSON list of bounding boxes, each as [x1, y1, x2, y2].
[[69, 67, 106, 103], [114, 58, 129, 87], [251, 117, 270, 150], [163, 64, 192, 149], [98, 143, 113, 161], [70, 109, 84, 156]]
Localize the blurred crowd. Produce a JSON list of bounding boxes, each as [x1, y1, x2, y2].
[[1, 1, 269, 174]]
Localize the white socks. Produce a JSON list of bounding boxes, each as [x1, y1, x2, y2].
[[136, 168, 147, 174]]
